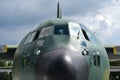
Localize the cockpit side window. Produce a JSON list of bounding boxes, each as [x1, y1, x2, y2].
[[86, 31, 101, 45], [80, 24, 101, 45], [24, 33, 32, 44], [54, 25, 69, 35], [23, 34, 31, 45], [24, 31, 38, 44], [27, 32, 36, 43]]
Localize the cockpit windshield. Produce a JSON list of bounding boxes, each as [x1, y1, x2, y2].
[[69, 22, 83, 37], [54, 25, 69, 35], [69, 22, 87, 46]]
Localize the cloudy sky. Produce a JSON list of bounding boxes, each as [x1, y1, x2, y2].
[[0, 0, 120, 45]]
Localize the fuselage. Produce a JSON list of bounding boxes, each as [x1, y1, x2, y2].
[[12, 19, 110, 80]]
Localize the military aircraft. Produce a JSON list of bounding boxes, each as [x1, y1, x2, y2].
[[1, 3, 110, 80]]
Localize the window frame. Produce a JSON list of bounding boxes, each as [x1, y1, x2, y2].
[[81, 29, 90, 41]]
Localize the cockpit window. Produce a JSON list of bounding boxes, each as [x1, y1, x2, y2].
[[69, 22, 83, 37], [70, 26, 80, 36], [69, 22, 87, 47], [24, 31, 37, 44], [54, 25, 69, 35], [38, 26, 53, 38]]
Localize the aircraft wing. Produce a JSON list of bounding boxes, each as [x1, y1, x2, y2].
[[0, 45, 17, 61]]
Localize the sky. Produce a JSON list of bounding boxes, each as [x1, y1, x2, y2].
[[0, 0, 120, 45]]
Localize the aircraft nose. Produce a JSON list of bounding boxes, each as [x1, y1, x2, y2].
[[35, 48, 89, 80]]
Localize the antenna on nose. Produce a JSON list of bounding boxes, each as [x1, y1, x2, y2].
[[57, 2, 62, 19]]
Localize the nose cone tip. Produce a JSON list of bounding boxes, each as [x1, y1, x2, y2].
[[46, 54, 76, 80], [35, 49, 89, 80]]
